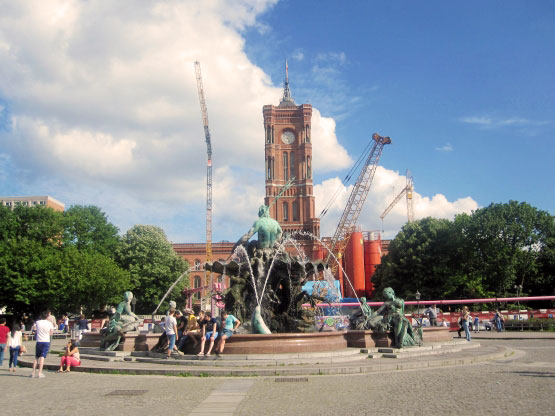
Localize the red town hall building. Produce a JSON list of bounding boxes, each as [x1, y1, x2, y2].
[[173, 65, 388, 308]]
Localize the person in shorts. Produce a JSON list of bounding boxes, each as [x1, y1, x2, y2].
[[165, 308, 178, 359], [197, 312, 219, 356], [31, 312, 54, 378], [216, 311, 241, 356]]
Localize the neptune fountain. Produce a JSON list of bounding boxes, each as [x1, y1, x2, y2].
[[205, 205, 327, 334]]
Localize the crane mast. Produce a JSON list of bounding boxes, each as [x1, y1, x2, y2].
[[380, 170, 414, 224], [327, 133, 391, 264], [194, 61, 212, 262]]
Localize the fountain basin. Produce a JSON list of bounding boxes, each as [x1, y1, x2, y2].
[[80, 332, 160, 352], [220, 331, 348, 354], [345, 326, 452, 348]]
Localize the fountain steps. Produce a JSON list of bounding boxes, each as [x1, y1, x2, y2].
[[18, 342, 513, 376], [366, 341, 480, 359], [78, 340, 477, 366]]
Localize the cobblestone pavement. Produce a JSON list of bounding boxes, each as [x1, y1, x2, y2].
[[1, 336, 553, 416]]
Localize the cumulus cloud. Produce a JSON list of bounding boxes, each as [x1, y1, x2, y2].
[[315, 166, 479, 239], [0, 0, 350, 242]]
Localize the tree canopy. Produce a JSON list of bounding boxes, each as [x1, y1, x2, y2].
[[116, 225, 189, 314], [0, 205, 130, 317], [372, 201, 555, 301]]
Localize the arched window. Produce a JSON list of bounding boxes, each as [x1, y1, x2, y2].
[[194, 259, 201, 270], [290, 152, 295, 179], [307, 156, 312, 179], [292, 201, 299, 221], [306, 124, 310, 142], [282, 202, 289, 221], [193, 275, 201, 300], [283, 152, 289, 180], [266, 125, 271, 143], [266, 157, 271, 179]]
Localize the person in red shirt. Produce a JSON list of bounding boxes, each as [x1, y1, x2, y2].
[[0, 317, 11, 367]]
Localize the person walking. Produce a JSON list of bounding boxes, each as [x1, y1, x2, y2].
[[425, 305, 439, 327], [494, 310, 504, 332], [5, 322, 22, 372], [58, 340, 81, 372], [460, 306, 471, 341], [473, 315, 480, 333], [31, 312, 54, 378], [165, 308, 178, 359], [77, 314, 89, 340], [216, 311, 241, 356], [0, 317, 10, 367]]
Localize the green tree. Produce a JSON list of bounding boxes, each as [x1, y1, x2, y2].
[[58, 246, 131, 313], [458, 201, 553, 297], [0, 205, 130, 316], [372, 217, 477, 300], [63, 205, 120, 256], [116, 225, 188, 314], [373, 201, 555, 302]]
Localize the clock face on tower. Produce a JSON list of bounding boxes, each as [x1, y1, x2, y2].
[[281, 131, 295, 144]]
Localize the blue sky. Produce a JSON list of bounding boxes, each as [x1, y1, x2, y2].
[[0, 1, 553, 244], [246, 1, 555, 213]]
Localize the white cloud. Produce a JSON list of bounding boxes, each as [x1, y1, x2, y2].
[[435, 143, 453, 152], [315, 166, 478, 240], [292, 49, 304, 61], [0, 0, 348, 242], [460, 115, 550, 129]]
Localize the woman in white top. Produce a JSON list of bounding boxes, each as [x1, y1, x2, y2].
[[58, 339, 81, 373], [5, 323, 23, 373]]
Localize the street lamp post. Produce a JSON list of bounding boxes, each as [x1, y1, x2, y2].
[[415, 290, 421, 326], [514, 284, 523, 330]]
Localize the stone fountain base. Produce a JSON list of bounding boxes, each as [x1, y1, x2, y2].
[[213, 331, 348, 354], [345, 326, 452, 348], [81, 326, 452, 354], [79, 332, 160, 352]]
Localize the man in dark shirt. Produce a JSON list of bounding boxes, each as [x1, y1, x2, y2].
[[77, 314, 88, 339], [197, 312, 220, 356]]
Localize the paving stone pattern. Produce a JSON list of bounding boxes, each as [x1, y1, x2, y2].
[[0, 335, 553, 416]]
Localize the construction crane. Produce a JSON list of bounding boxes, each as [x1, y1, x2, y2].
[[326, 133, 392, 267], [380, 170, 414, 227], [194, 61, 213, 263]]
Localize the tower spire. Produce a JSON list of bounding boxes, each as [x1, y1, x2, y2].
[[280, 59, 295, 105]]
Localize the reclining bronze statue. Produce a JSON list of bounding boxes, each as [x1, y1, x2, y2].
[[351, 287, 422, 348], [100, 291, 140, 351]]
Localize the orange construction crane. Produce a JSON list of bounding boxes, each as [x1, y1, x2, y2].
[[326, 133, 392, 271]]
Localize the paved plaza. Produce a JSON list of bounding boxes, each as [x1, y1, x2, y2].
[[1, 333, 553, 415]]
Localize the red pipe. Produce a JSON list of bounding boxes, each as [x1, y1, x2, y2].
[[306, 295, 555, 308]]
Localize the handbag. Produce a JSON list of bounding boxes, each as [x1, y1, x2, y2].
[[20, 344, 27, 354]]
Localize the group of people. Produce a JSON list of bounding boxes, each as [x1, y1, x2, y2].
[[0, 317, 23, 373], [160, 307, 241, 357], [0, 311, 83, 378]]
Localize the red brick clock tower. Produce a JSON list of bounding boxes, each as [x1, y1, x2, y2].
[[263, 61, 320, 244]]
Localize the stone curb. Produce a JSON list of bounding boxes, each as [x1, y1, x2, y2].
[[16, 344, 511, 377]]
